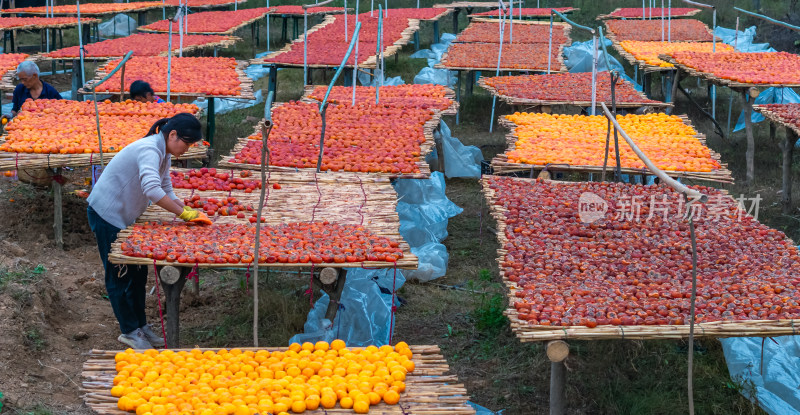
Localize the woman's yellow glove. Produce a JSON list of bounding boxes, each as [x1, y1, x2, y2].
[[178, 206, 200, 221]]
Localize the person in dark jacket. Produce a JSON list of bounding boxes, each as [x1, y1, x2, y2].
[[11, 61, 62, 116]]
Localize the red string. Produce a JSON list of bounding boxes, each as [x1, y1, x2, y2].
[[305, 264, 315, 306], [311, 170, 322, 222], [357, 174, 366, 225], [245, 263, 251, 294], [152, 259, 169, 349], [389, 261, 397, 345]]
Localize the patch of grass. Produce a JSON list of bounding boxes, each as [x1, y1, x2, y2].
[[15, 403, 54, 415], [23, 327, 47, 352], [0, 265, 46, 291]]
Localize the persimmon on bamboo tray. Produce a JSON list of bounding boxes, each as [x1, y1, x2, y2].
[[218, 101, 436, 179], [598, 7, 701, 20], [268, 5, 347, 16], [82, 344, 475, 415], [478, 72, 667, 108], [162, 168, 403, 239], [437, 42, 566, 72], [83, 57, 255, 99], [0, 99, 205, 171], [604, 19, 715, 42], [614, 41, 733, 73], [754, 104, 800, 137], [432, 1, 521, 8], [483, 176, 800, 341], [491, 112, 732, 183], [2, 1, 163, 16], [0, 16, 100, 30], [661, 51, 800, 88], [162, 0, 245, 8], [138, 7, 273, 34], [383, 8, 452, 21], [301, 84, 458, 115], [254, 14, 419, 69], [0, 53, 29, 90], [455, 19, 571, 44], [41, 33, 238, 59], [469, 7, 577, 18]]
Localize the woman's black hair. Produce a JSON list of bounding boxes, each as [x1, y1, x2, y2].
[[130, 80, 155, 100], [146, 113, 203, 144]]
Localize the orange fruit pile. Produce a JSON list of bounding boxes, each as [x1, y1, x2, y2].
[[619, 41, 733, 68], [441, 42, 561, 70], [0, 99, 199, 154], [0, 53, 29, 76], [668, 51, 800, 85], [455, 21, 569, 44], [307, 84, 453, 112], [504, 112, 721, 172], [140, 8, 272, 33], [95, 57, 242, 96], [0, 17, 95, 29], [231, 101, 431, 174], [44, 33, 231, 58], [111, 341, 414, 414], [605, 19, 713, 42], [5, 1, 161, 14], [483, 72, 660, 104]]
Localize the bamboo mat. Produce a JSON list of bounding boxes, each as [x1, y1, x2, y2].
[[660, 54, 800, 88], [453, 19, 571, 45], [299, 84, 459, 116], [137, 11, 273, 35], [432, 1, 521, 8], [753, 105, 800, 137], [37, 36, 240, 61], [476, 77, 670, 109], [80, 60, 256, 101], [268, 8, 349, 17], [417, 8, 453, 22], [2, 4, 164, 17], [611, 41, 677, 74], [481, 176, 800, 341], [597, 7, 701, 20], [82, 345, 475, 415], [252, 15, 420, 70], [435, 43, 568, 73], [0, 17, 101, 30], [217, 108, 437, 180], [468, 7, 578, 18], [0, 145, 207, 171], [490, 115, 734, 183], [603, 20, 717, 43]]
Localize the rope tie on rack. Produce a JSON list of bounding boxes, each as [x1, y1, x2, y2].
[[357, 174, 366, 225], [14, 152, 19, 171], [152, 259, 169, 349], [311, 169, 322, 222], [305, 264, 315, 306], [186, 262, 199, 285]]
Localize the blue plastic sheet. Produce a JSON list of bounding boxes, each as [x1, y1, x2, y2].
[[734, 88, 800, 133], [714, 26, 776, 53], [563, 37, 642, 91], [431, 120, 483, 179], [412, 33, 457, 87]]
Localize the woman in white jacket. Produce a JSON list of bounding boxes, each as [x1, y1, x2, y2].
[[87, 113, 203, 349]]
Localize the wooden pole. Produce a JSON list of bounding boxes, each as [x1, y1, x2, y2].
[[52, 167, 63, 250], [253, 120, 273, 347], [547, 340, 569, 415], [742, 88, 758, 184], [159, 266, 188, 348], [781, 128, 798, 213]]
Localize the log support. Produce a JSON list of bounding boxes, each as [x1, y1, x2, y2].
[[547, 340, 569, 415], [313, 268, 347, 322], [157, 265, 190, 348]]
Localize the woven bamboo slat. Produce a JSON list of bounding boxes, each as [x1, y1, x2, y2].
[[167, 0, 246, 10], [432, 1, 521, 8], [81, 345, 476, 415], [217, 107, 437, 179], [80, 60, 256, 100], [753, 105, 800, 137], [2, 3, 164, 17], [37, 36, 240, 61], [468, 7, 578, 18], [611, 40, 676, 74], [481, 176, 800, 342], [299, 84, 459, 116], [490, 115, 734, 183], [597, 7, 702, 20], [453, 19, 571, 45], [137, 11, 273, 35], [0, 145, 207, 171], [252, 16, 420, 70], [660, 54, 800, 88], [0, 17, 101, 30], [435, 43, 568, 73], [476, 76, 670, 108], [268, 7, 349, 17], [603, 20, 717, 43]]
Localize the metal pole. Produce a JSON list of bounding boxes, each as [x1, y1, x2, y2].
[[489, 5, 506, 132], [266, 0, 270, 51], [178, 1, 184, 57], [376, 4, 382, 103], [547, 12, 552, 74], [668, 0, 672, 41], [303, 9, 308, 85], [352, 0, 359, 104], [77, 0, 85, 90], [661, 0, 664, 41], [591, 34, 598, 115], [167, 20, 173, 101], [344, 0, 348, 42]]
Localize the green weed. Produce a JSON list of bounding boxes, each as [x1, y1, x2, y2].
[[0, 265, 46, 291], [23, 327, 47, 352]]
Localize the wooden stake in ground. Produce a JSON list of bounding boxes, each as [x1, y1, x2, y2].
[[252, 120, 273, 347]]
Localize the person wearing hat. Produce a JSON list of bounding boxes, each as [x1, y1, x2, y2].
[[87, 113, 204, 349]]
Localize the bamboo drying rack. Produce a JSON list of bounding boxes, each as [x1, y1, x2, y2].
[[611, 40, 685, 74], [0, 145, 207, 171], [476, 76, 669, 108], [217, 107, 438, 180], [38, 35, 240, 60], [137, 11, 274, 35], [603, 19, 717, 43], [414, 7, 453, 22], [436, 43, 568, 73], [660, 54, 800, 88], [299, 84, 460, 116], [597, 7, 702, 20], [753, 105, 800, 137], [82, 345, 475, 415], [79, 60, 256, 100], [165, 0, 246, 10], [1, 3, 164, 17], [432, 1, 518, 8], [268, 7, 348, 17], [490, 115, 734, 183], [0, 17, 101, 30], [454, 18, 572, 44], [252, 15, 420, 70], [468, 7, 579, 18], [481, 176, 800, 341]]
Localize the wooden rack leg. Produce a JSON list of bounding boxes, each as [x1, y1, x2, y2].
[[465, 70, 473, 98], [314, 268, 347, 322], [452, 8, 460, 33], [52, 167, 63, 250], [547, 340, 569, 415], [782, 129, 799, 214], [158, 266, 189, 348], [455, 70, 462, 125], [433, 20, 440, 44], [741, 88, 758, 184]]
